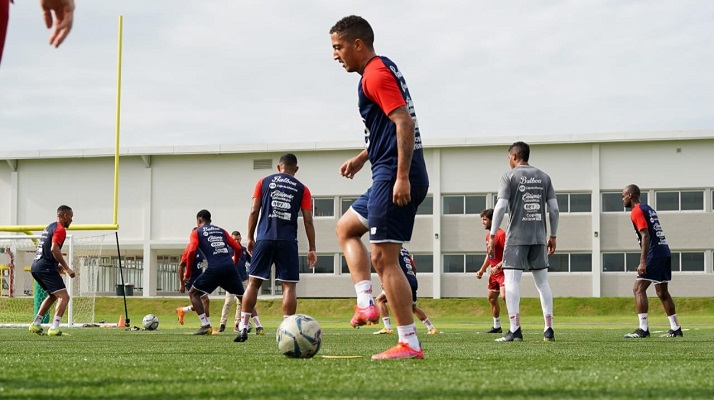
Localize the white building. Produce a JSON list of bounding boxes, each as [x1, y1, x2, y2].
[[2, 131, 713, 298]]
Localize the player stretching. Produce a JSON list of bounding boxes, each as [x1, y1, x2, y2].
[[175, 229, 211, 331], [218, 231, 263, 335], [183, 209, 244, 335], [476, 208, 506, 334], [235, 153, 317, 343], [488, 142, 559, 342], [374, 247, 438, 335], [331, 16, 429, 359], [28, 205, 76, 336], [621, 184, 683, 338]]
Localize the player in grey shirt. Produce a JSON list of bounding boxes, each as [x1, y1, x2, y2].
[[487, 141, 559, 342]]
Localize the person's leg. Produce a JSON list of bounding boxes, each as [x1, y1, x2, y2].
[[532, 268, 553, 331], [503, 269, 523, 334], [487, 290, 501, 331], [655, 283, 680, 331], [373, 292, 393, 333], [624, 279, 652, 338], [235, 277, 263, 342], [337, 210, 372, 308], [201, 294, 210, 318], [281, 281, 297, 316], [220, 291, 235, 328], [49, 290, 70, 331]]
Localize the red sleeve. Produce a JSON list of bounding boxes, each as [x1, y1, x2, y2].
[[183, 231, 200, 280], [252, 178, 264, 199], [52, 225, 67, 245], [496, 229, 506, 249], [301, 186, 312, 211], [224, 230, 242, 265], [362, 59, 406, 116], [631, 205, 648, 231]]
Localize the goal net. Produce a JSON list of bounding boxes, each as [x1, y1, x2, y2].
[[0, 234, 109, 328]]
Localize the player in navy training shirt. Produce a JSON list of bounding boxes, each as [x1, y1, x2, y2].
[[235, 153, 316, 343], [28, 205, 75, 336], [174, 228, 210, 327], [331, 15, 428, 360]]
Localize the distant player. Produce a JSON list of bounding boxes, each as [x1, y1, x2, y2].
[[373, 247, 438, 335], [235, 153, 317, 343], [28, 205, 76, 336], [476, 208, 506, 333], [218, 230, 263, 335], [183, 209, 244, 335], [621, 184, 682, 338], [175, 228, 210, 330]]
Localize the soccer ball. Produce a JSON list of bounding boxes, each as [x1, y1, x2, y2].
[[142, 314, 159, 330], [276, 314, 322, 358]]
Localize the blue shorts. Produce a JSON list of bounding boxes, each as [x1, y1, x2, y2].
[[186, 271, 202, 290], [249, 240, 299, 282], [191, 266, 244, 296], [31, 270, 66, 294], [637, 256, 672, 284], [350, 182, 428, 243]]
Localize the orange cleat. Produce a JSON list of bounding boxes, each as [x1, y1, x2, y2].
[[176, 307, 185, 325], [350, 305, 379, 328], [371, 342, 424, 360]]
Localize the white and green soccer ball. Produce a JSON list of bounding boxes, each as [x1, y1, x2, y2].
[[276, 314, 322, 358], [142, 314, 159, 330]]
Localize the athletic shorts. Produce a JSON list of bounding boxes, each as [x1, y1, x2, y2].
[[502, 244, 549, 271], [379, 274, 418, 304], [236, 264, 248, 282], [31, 270, 66, 294], [249, 240, 299, 282], [349, 182, 428, 243], [488, 269, 505, 292], [637, 256, 672, 284], [186, 272, 202, 290], [192, 266, 244, 296]]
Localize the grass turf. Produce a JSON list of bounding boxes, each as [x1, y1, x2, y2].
[[1, 316, 713, 399]]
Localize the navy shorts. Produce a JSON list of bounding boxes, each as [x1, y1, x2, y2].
[[502, 244, 549, 271], [31, 270, 66, 294], [192, 266, 244, 296], [350, 182, 428, 243], [249, 240, 299, 282], [186, 271, 201, 290], [637, 256, 672, 284]]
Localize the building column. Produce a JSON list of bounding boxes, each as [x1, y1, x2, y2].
[[141, 158, 156, 296], [591, 144, 602, 297], [431, 149, 442, 299]]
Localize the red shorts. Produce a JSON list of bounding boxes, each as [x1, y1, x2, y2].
[[488, 269, 505, 292], [0, 0, 9, 65]]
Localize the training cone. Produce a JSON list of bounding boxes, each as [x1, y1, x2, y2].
[[117, 314, 126, 328]]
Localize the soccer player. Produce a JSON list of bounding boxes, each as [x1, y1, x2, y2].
[[28, 205, 76, 336], [234, 153, 317, 343], [218, 231, 263, 335], [621, 184, 683, 338], [1, 0, 75, 65], [330, 15, 430, 360], [476, 208, 506, 334], [488, 141, 559, 342], [182, 209, 244, 335], [175, 229, 211, 330], [373, 247, 438, 335]]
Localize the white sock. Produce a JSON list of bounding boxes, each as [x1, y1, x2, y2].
[[382, 317, 392, 330], [504, 269, 522, 332], [421, 318, 434, 330], [182, 306, 193, 312], [493, 317, 501, 329], [51, 316, 61, 329], [253, 315, 262, 328], [33, 314, 44, 325], [638, 313, 649, 331], [397, 323, 420, 351], [240, 312, 251, 329], [355, 280, 374, 308], [532, 268, 554, 331], [667, 314, 679, 330], [199, 313, 209, 327]]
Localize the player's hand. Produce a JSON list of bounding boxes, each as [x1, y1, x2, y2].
[[307, 250, 317, 268], [178, 282, 185, 294], [392, 177, 411, 206], [476, 271, 483, 279], [41, 0, 75, 48], [547, 236, 557, 256], [247, 239, 256, 255], [637, 262, 646, 276], [486, 237, 495, 258], [66, 268, 76, 278], [339, 156, 365, 179]]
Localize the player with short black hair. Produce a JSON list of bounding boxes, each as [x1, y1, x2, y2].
[[175, 227, 211, 330]]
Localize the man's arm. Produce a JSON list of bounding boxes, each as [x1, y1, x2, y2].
[[637, 229, 650, 275], [302, 208, 317, 268], [339, 149, 369, 180], [389, 106, 415, 207], [547, 197, 559, 255], [247, 198, 261, 255], [476, 254, 490, 279], [183, 232, 199, 281], [41, 0, 75, 47], [51, 242, 74, 277], [487, 198, 508, 258]]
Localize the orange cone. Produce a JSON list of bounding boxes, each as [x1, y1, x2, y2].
[[117, 314, 126, 328]]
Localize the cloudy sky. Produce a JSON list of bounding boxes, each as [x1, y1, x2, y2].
[[1, 0, 712, 152]]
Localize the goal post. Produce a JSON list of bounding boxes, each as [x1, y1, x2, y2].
[[0, 234, 109, 328]]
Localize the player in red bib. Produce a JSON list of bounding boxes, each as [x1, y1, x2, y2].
[[476, 208, 506, 334]]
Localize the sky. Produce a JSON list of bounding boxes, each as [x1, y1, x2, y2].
[[1, 0, 713, 152]]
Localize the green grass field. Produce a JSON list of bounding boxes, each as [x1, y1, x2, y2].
[[1, 298, 713, 399]]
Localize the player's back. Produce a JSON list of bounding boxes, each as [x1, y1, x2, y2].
[[255, 173, 309, 241], [196, 224, 234, 268], [501, 165, 554, 245]]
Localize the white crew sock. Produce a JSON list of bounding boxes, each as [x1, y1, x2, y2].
[[493, 317, 501, 329], [504, 269, 522, 333], [355, 280, 374, 308], [182, 306, 193, 312], [51, 315, 61, 329], [397, 323, 420, 351], [252, 315, 262, 328], [638, 313, 649, 331], [667, 314, 680, 330], [382, 317, 392, 330], [33, 314, 44, 326], [421, 318, 434, 330], [199, 313, 210, 327]]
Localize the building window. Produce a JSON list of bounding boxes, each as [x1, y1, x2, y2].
[[673, 252, 705, 272], [602, 192, 647, 212], [656, 190, 704, 211], [411, 254, 433, 273], [443, 253, 484, 273], [340, 197, 358, 215], [556, 193, 591, 213], [603, 252, 648, 272], [443, 195, 487, 215], [416, 195, 433, 215], [547, 253, 592, 272], [340, 254, 376, 274], [299, 254, 333, 274], [313, 198, 334, 217]]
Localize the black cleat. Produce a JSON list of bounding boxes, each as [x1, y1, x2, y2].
[[485, 326, 502, 334], [218, 324, 226, 333], [544, 327, 555, 342], [495, 327, 523, 342], [234, 328, 248, 342], [663, 327, 683, 337], [255, 326, 265, 336], [624, 328, 650, 338], [192, 325, 213, 335]]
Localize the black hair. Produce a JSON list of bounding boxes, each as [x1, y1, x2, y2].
[[57, 205, 72, 214], [480, 208, 494, 219], [196, 209, 212, 223], [279, 153, 298, 168], [329, 15, 374, 50], [508, 141, 530, 162]]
